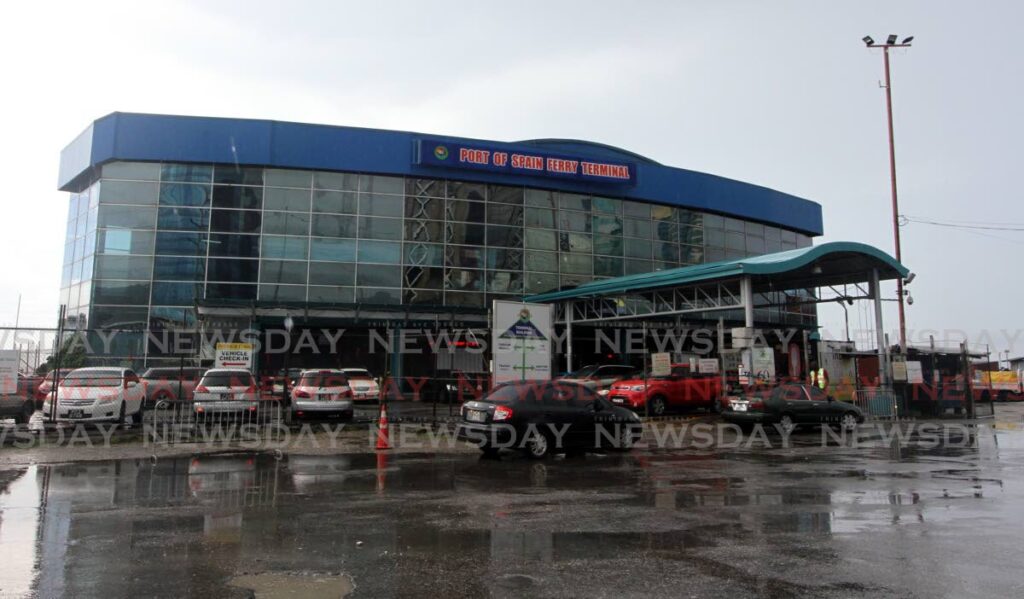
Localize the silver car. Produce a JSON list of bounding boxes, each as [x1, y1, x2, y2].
[[290, 369, 354, 420], [192, 369, 260, 415]]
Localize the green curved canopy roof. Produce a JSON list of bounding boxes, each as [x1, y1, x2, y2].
[[525, 241, 909, 303]]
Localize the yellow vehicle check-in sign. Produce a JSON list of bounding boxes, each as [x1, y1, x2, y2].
[[214, 343, 254, 369]]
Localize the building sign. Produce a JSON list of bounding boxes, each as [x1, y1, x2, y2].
[[698, 358, 719, 374], [492, 301, 552, 383], [0, 350, 18, 395], [416, 139, 637, 185], [651, 353, 671, 377], [214, 343, 253, 369]]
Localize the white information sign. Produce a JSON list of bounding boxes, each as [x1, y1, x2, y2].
[[0, 350, 18, 395], [492, 301, 552, 383], [214, 343, 254, 369], [651, 352, 671, 377], [698, 358, 719, 374], [905, 361, 924, 384]]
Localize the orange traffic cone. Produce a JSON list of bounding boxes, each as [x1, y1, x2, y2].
[[375, 402, 391, 450]]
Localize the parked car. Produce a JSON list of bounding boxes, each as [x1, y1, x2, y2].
[[46, 367, 146, 424], [457, 380, 643, 458], [557, 364, 638, 396], [35, 368, 73, 406], [140, 366, 205, 408], [290, 369, 354, 420], [192, 369, 260, 415], [267, 368, 304, 400], [722, 383, 865, 433], [607, 364, 723, 416], [0, 384, 36, 424], [342, 368, 380, 402]]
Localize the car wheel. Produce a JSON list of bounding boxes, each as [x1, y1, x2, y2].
[[14, 403, 33, 425], [649, 396, 667, 417], [131, 403, 144, 426], [710, 398, 722, 414], [152, 392, 173, 410], [840, 412, 858, 431], [524, 429, 550, 459], [779, 414, 796, 434]]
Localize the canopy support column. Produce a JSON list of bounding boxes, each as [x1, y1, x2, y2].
[[565, 301, 574, 374], [741, 277, 754, 328], [870, 268, 889, 386]]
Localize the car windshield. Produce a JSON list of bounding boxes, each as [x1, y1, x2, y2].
[[299, 373, 348, 388], [571, 365, 599, 378], [62, 373, 122, 387], [201, 371, 254, 387]]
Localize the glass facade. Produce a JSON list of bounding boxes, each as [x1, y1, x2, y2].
[[59, 161, 815, 362]]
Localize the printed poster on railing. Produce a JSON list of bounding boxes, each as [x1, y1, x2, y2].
[[492, 301, 552, 383]]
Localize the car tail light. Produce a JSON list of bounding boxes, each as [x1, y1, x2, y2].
[[295, 389, 312, 399], [196, 385, 209, 393], [749, 399, 764, 411], [493, 405, 513, 421]]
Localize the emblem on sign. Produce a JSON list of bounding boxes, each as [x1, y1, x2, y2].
[[433, 145, 449, 160]]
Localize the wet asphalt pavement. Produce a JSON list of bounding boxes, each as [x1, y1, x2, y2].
[[3, 409, 1024, 598]]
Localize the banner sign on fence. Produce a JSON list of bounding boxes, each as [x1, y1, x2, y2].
[[214, 343, 253, 369], [492, 301, 552, 383], [0, 350, 18, 394], [905, 361, 924, 384], [651, 353, 671, 377]]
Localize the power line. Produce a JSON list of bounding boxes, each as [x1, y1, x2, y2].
[[902, 216, 1024, 232]]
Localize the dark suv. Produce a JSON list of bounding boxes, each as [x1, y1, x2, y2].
[[457, 380, 643, 458], [140, 367, 206, 408]]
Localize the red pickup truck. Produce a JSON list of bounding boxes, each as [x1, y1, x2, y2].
[[606, 364, 722, 416]]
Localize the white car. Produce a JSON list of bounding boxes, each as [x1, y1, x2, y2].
[[290, 369, 354, 420], [193, 369, 260, 415], [341, 368, 380, 402], [48, 367, 146, 424]]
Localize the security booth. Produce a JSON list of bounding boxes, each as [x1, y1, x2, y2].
[[526, 241, 911, 408]]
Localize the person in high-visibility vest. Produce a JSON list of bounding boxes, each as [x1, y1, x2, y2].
[[816, 367, 829, 390]]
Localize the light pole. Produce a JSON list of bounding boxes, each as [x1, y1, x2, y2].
[[863, 34, 913, 352], [282, 315, 294, 403]]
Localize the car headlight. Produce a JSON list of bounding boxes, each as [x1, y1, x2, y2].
[[98, 395, 118, 403], [630, 385, 646, 391]]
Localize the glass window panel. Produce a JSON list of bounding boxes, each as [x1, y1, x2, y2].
[[525, 250, 558, 273], [404, 197, 444, 220], [93, 280, 150, 305], [97, 180, 158, 205], [157, 207, 207, 231], [149, 307, 196, 331], [488, 271, 523, 293], [154, 256, 204, 281], [313, 171, 359, 191], [592, 197, 621, 214], [525, 207, 555, 229], [561, 232, 592, 253], [359, 194, 404, 217], [213, 166, 263, 186], [95, 255, 152, 280], [263, 211, 311, 236], [404, 289, 443, 305], [90, 306, 149, 329], [725, 231, 746, 251], [212, 186, 263, 210], [724, 217, 745, 232], [445, 199, 485, 222], [358, 287, 402, 303], [102, 162, 160, 181], [622, 201, 651, 219], [654, 242, 679, 262], [311, 213, 357, 238], [487, 203, 524, 226], [264, 187, 310, 212], [764, 226, 782, 243], [651, 205, 676, 221], [654, 220, 678, 242], [593, 215, 622, 236], [486, 225, 522, 248], [357, 240, 401, 264], [262, 235, 308, 260], [358, 216, 402, 240], [446, 246, 484, 269], [207, 258, 258, 282], [445, 268, 484, 291], [594, 256, 624, 277], [206, 283, 256, 301], [259, 284, 306, 302], [159, 183, 210, 207], [593, 234, 623, 256], [796, 234, 812, 248], [486, 248, 523, 270], [705, 228, 725, 248], [623, 217, 651, 238], [745, 222, 765, 237], [99, 205, 156, 229], [558, 211, 591, 232], [558, 193, 590, 211], [524, 189, 555, 208], [403, 266, 444, 289], [97, 230, 154, 255], [446, 222, 486, 245], [308, 286, 355, 303], [746, 235, 766, 254], [780, 229, 797, 243], [446, 181, 486, 201], [404, 243, 444, 266], [706, 247, 726, 262], [265, 169, 312, 188], [210, 209, 261, 234], [360, 175, 404, 195], [765, 236, 783, 253], [310, 238, 357, 262], [260, 260, 307, 285], [155, 232, 208, 255], [679, 210, 703, 227], [680, 225, 704, 246], [356, 264, 401, 288], [560, 254, 591, 275], [308, 262, 355, 286], [488, 185, 524, 205], [81, 256, 94, 280], [681, 244, 704, 264], [625, 238, 652, 259], [625, 259, 653, 275], [208, 233, 259, 257], [312, 190, 357, 214], [161, 164, 212, 183], [560, 274, 592, 288], [703, 213, 724, 229], [445, 291, 484, 308], [404, 220, 442, 243], [525, 272, 559, 294], [405, 178, 445, 199], [525, 229, 557, 251]]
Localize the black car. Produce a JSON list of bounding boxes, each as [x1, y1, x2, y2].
[[722, 383, 865, 433], [457, 381, 643, 458]]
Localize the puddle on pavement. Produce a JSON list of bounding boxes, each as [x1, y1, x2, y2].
[[228, 572, 353, 598]]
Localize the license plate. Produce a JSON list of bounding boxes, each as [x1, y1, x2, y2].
[[68, 409, 84, 418], [611, 397, 624, 404], [733, 404, 748, 412], [220, 393, 232, 400], [317, 393, 334, 402], [466, 409, 486, 423]]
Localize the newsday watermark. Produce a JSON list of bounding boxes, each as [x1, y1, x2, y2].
[[2, 421, 1020, 451]]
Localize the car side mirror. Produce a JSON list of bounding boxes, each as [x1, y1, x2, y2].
[[827, 395, 834, 402], [126, 380, 138, 388]]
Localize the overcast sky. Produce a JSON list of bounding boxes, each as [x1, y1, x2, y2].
[[0, 0, 1020, 356]]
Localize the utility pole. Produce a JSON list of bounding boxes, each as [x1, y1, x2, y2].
[[863, 34, 913, 352]]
